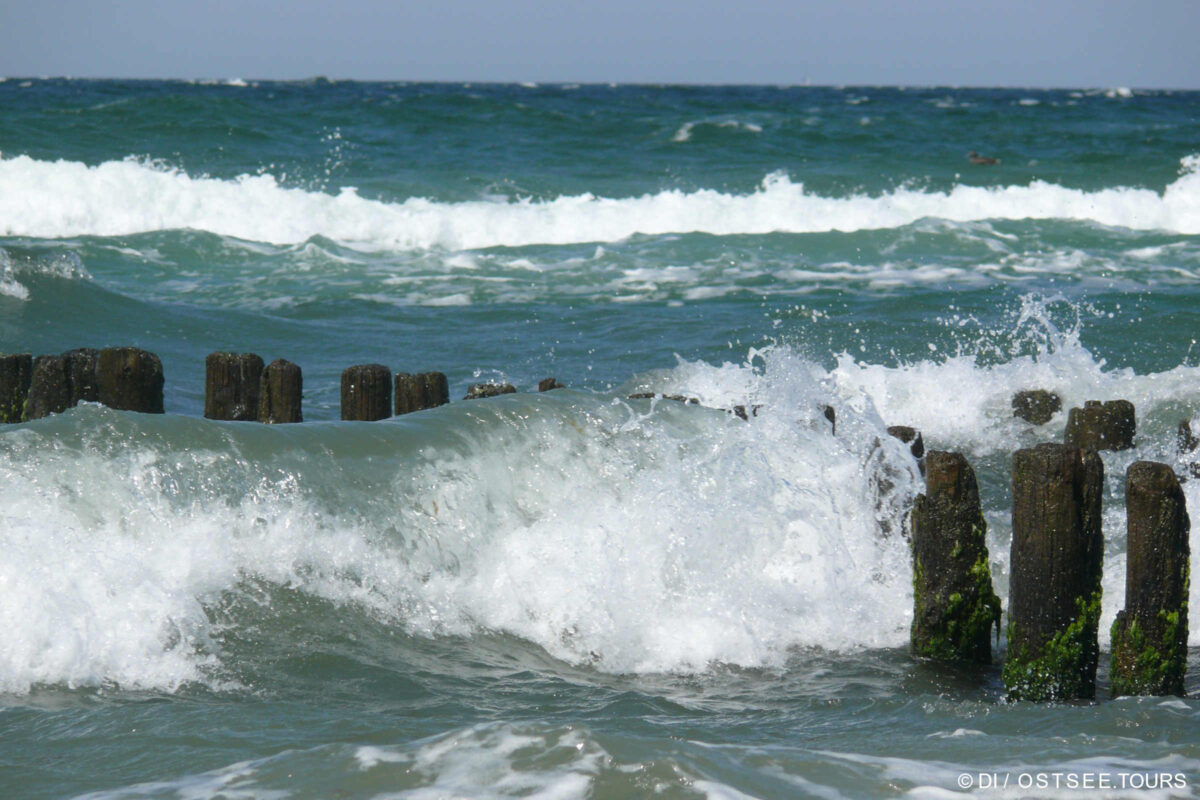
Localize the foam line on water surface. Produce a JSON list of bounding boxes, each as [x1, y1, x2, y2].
[[1, 153, 1198, 249]]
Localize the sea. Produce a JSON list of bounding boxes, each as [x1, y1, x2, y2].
[[2, 79, 1200, 799]]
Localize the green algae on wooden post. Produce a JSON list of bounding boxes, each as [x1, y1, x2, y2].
[[0, 353, 32, 422], [1004, 443, 1104, 701], [910, 451, 1001, 662], [1111, 461, 1189, 697]]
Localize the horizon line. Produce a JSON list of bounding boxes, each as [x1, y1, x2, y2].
[[3, 75, 1197, 92]]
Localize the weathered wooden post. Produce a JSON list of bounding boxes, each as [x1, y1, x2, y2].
[[1004, 443, 1104, 701], [341, 364, 391, 420], [98, 347, 164, 413], [910, 451, 1002, 662], [1111, 461, 1190, 697], [26, 349, 99, 419], [64, 348, 100, 405], [1013, 390, 1062, 425], [538, 377, 564, 392], [465, 382, 516, 400], [205, 352, 264, 421], [1064, 400, 1135, 451], [394, 371, 449, 415], [887, 425, 925, 460], [258, 359, 302, 423], [0, 353, 32, 422]]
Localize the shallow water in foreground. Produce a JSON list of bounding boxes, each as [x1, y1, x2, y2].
[[2, 80, 1200, 798]]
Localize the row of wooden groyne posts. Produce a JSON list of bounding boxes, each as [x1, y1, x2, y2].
[[0, 347, 565, 424], [0, 348, 1194, 701]]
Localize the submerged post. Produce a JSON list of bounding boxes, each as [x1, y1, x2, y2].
[[342, 364, 392, 420], [0, 353, 32, 422], [205, 352, 265, 421], [1012, 390, 1062, 425], [258, 359, 302, 423], [1004, 443, 1104, 701], [465, 382, 516, 400], [1064, 400, 1135, 451], [394, 371, 449, 415], [1111, 462, 1190, 697], [910, 451, 1001, 662], [98, 347, 164, 413]]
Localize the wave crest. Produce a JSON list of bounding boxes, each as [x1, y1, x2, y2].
[[1, 154, 1198, 250]]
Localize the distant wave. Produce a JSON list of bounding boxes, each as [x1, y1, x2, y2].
[[1, 153, 1198, 250]]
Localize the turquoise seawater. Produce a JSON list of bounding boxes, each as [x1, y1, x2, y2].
[[2, 79, 1200, 799]]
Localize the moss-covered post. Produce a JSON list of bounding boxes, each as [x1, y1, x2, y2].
[[205, 352, 264, 421], [258, 359, 302, 423], [394, 371, 449, 415], [1064, 400, 1135, 451], [1004, 443, 1104, 701], [98, 347, 164, 413], [910, 451, 1002, 662], [1111, 461, 1189, 697], [341, 364, 391, 420], [0, 353, 32, 422]]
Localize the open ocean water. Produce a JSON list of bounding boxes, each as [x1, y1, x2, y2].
[[2, 79, 1200, 799]]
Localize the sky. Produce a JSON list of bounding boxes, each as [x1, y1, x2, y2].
[[1, 0, 1198, 88]]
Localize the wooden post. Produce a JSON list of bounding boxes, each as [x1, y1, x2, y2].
[[1064, 400, 1135, 451], [1111, 461, 1190, 697], [205, 352, 264, 421], [887, 425, 925, 460], [98, 347, 164, 413], [1004, 443, 1104, 701], [341, 364, 391, 420], [258, 359, 302, 423], [464, 382, 516, 400], [910, 451, 1001, 662], [0, 353, 32, 422], [394, 371, 449, 415], [26, 349, 99, 419], [1012, 390, 1062, 425]]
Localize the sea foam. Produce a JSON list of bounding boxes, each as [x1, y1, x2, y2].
[[1, 153, 1198, 250]]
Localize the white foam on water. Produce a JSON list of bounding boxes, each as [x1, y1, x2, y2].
[[0, 345, 919, 691], [672, 119, 764, 142], [3, 153, 1198, 250], [0, 247, 30, 300]]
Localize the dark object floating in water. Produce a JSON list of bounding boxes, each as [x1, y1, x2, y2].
[[967, 151, 999, 165]]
